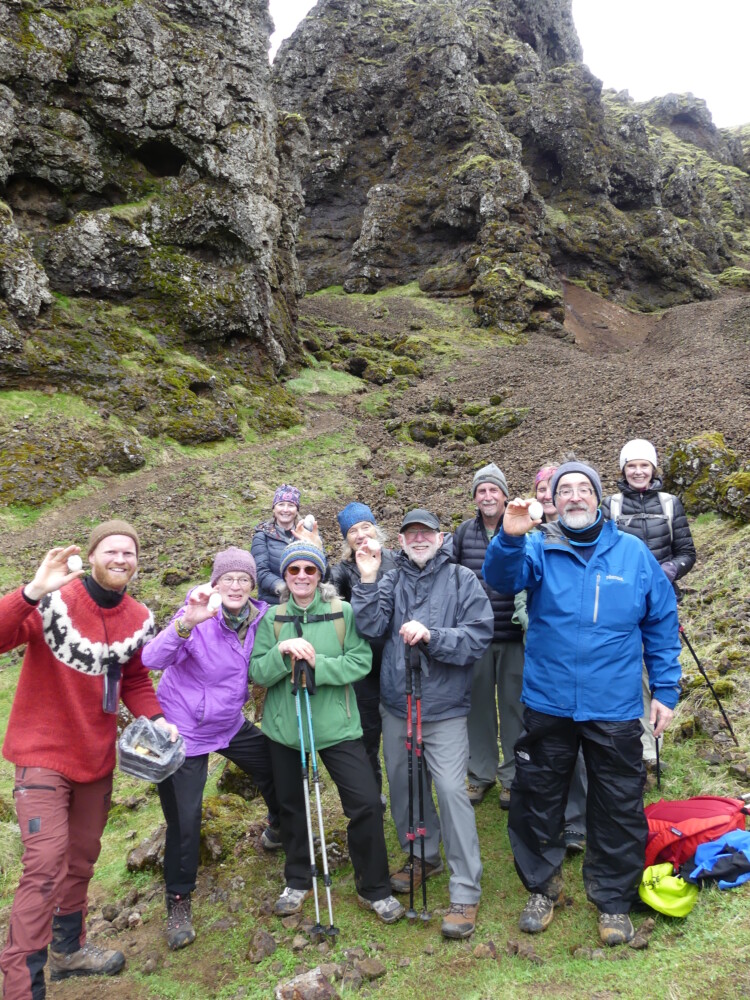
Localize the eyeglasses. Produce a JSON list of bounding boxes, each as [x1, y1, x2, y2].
[[286, 565, 319, 577], [555, 486, 595, 500], [219, 575, 253, 587], [403, 528, 437, 541]]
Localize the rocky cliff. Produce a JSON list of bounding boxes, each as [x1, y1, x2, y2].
[[0, 0, 307, 502], [273, 0, 750, 334]]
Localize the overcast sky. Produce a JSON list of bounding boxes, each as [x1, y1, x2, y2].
[[268, 0, 750, 128]]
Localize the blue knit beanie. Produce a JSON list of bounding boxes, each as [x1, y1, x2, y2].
[[549, 462, 602, 503], [279, 541, 327, 577], [337, 502, 376, 538]]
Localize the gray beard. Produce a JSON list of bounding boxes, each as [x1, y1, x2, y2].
[[561, 509, 596, 530]]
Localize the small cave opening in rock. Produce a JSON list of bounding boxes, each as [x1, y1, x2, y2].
[[188, 379, 215, 396], [135, 140, 188, 178], [526, 149, 563, 196]]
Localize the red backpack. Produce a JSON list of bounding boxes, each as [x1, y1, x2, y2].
[[644, 796, 749, 868]]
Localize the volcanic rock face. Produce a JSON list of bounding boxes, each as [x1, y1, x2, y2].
[[0, 0, 307, 449], [273, 0, 750, 331]]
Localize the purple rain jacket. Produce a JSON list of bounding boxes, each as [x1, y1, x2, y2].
[[142, 593, 269, 756]]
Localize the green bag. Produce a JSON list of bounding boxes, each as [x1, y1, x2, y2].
[[639, 863, 698, 917]]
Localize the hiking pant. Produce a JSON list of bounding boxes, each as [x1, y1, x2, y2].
[[268, 737, 391, 903], [382, 708, 482, 904], [353, 673, 383, 792], [509, 709, 647, 913], [0, 767, 111, 1000], [466, 640, 525, 790], [158, 720, 279, 896], [563, 749, 588, 838]]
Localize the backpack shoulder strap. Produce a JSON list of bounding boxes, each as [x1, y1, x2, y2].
[[329, 597, 346, 649], [609, 493, 623, 522], [273, 602, 292, 640], [657, 493, 675, 545]]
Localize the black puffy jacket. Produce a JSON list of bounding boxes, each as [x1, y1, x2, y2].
[[452, 513, 523, 643], [330, 549, 397, 679], [601, 478, 696, 582]]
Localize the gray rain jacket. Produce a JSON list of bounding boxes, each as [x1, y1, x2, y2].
[[351, 546, 493, 722]]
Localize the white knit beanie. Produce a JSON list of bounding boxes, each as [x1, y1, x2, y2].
[[619, 439, 658, 470]]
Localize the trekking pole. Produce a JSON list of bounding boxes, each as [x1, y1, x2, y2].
[[301, 665, 339, 938], [655, 731, 661, 790], [292, 658, 322, 935], [410, 645, 430, 922], [679, 625, 739, 747], [404, 643, 417, 921]]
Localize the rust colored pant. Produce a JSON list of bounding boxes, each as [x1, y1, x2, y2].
[[0, 767, 112, 1000]]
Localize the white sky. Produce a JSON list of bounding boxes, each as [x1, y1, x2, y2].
[[268, 0, 750, 128]]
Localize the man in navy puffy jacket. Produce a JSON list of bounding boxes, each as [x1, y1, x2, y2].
[[482, 461, 681, 948]]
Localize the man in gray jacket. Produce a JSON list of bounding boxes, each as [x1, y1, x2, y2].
[[351, 509, 493, 940]]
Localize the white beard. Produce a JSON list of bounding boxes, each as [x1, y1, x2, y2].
[[561, 508, 596, 529]]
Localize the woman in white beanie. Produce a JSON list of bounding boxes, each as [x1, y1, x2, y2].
[[601, 438, 696, 768]]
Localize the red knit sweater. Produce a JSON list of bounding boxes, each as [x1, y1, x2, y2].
[[1, 582, 162, 782]]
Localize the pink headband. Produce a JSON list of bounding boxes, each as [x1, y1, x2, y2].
[[535, 466, 558, 485]]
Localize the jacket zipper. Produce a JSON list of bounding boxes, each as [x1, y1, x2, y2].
[[593, 573, 600, 623]]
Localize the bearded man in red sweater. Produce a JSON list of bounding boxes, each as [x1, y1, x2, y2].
[[0, 520, 178, 1000]]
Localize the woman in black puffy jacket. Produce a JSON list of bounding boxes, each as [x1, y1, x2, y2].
[[601, 438, 696, 767]]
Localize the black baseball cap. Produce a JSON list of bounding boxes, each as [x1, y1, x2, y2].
[[400, 509, 440, 532]]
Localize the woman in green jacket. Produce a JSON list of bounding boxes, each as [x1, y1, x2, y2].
[[251, 540, 403, 925]]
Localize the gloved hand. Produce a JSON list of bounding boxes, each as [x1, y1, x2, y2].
[[661, 560, 678, 582]]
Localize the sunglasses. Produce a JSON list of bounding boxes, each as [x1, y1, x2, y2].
[[286, 565, 319, 577]]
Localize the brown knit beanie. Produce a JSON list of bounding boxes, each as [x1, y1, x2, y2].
[[211, 547, 257, 586], [87, 519, 140, 557]]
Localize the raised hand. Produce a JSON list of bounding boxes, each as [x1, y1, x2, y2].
[[292, 518, 323, 549], [355, 543, 382, 582], [182, 583, 222, 628], [502, 498, 539, 536], [24, 546, 86, 602]]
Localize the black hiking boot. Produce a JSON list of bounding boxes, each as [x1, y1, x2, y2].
[[166, 892, 196, 950]]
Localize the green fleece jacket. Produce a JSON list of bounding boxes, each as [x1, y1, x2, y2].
[[250, 590, 372, 751]]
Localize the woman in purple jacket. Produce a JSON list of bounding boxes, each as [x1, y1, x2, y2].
[[142, 547, 279, 951]]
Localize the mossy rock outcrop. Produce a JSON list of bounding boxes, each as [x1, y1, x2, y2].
[[274, 0, 749, 330], [664, 433, 750, 523]]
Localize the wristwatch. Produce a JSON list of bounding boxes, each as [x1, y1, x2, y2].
[[174, 618, 193, 639]]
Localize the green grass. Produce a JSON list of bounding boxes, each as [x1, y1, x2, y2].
[[0, 488, 747, 997], [285, 366, 365, 396]]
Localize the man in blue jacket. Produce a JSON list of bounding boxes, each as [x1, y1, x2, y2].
[[351, 509, 493, 940], [482, 461, 681, 947]]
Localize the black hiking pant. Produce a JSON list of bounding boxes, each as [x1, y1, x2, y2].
[[158, 721, 279, 896], [509, 709, 647, 913], [268, 737, 391, 902]]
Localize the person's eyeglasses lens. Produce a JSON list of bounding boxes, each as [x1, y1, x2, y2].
[[287, 565, 318, 576], [556, 487, 594, 500]]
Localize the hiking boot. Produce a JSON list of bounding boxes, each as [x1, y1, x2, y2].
[[261, 824, 283, 850], [519, 893, 556, 934], [499, 785, 512, 810], [48, 943, 125, 981], [357, 894, 405, 924], [166, 892, 196, 951], [467, 781, 494, 805], [274, 886, 311, 916], [441, 902, 479, 940], [644, 758, 666, 775], [389, 858, 443, 894], [564, 827, 586, 854], [598, 912, 634, 946]]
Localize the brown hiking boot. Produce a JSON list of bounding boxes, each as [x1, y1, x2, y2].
[[166, 892, 196, 950], [48, 943, 125, 981], [519, 893, 556, 933], [389, 858, 444, 894], [441, 902, 478, 939]]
